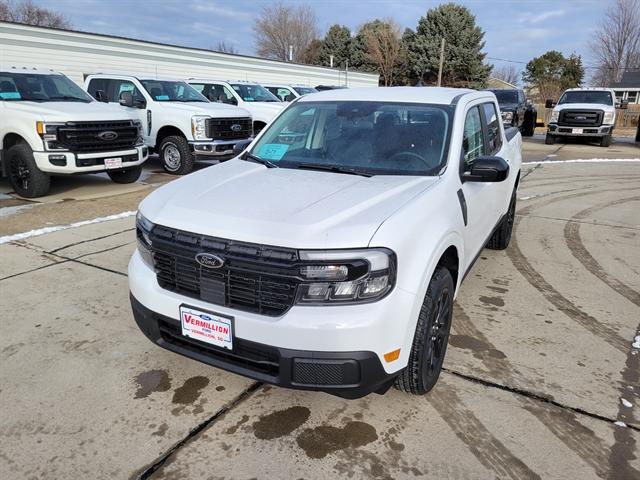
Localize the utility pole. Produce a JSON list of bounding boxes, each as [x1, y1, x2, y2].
[[330, 55, 334, 68], [437, 37, 445, 87], [288, 45, 293, 62], [345, 59, 349, 87]]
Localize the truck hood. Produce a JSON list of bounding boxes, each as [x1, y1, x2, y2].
[[554, 103, 615, 113], [242, 102, 285, 121], [157, 102, 251, 118], [6, 101, 138, 121], [140, 159, 439, 249]]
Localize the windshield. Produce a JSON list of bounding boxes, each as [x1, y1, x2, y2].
[[293, 86, 318, 96], [230, 83, 280, 102], [0, 72, 93, 102], [140, 80, 208, 102], [559, 90, 613, 105], [249, 101, 452, 176], [490, 90, 518, 104]]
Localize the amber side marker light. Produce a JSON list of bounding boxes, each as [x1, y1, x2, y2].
[[384, 349, 401, 363]]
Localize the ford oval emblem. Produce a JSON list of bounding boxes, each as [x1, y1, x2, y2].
[[98, 130, 118, 141], [195, 253, 225, 269], [230, 123, 242, 132]]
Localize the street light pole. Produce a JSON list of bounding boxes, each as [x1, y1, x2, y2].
[[437, 38, 445, 87]]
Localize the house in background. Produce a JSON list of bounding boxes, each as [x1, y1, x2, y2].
[[611, 70, 640, 105], [487, 77, 517, 89]]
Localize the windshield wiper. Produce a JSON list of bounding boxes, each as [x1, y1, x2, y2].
[[243, 152, 278, 168], [48, 96, 90, 102], [295, 163, 373, 177]]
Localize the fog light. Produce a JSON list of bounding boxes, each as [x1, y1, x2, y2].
[[361, 275, 389, 297], [303, 283, 330, 301]]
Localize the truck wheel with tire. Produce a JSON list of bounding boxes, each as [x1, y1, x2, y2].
[[6, 143, 51, 198], [600, 135, 612, 147], [159, 135, 194, 175], [395, 266, 454, 395], [545, 133, 555, 145], [486, 190, 516, 250], [107, 165, 142, 184], [521, 113, 536, 137]]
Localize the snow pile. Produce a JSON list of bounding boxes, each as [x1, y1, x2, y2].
[[0, 211, 136, 245], [632, 335, 640, 349], [620, 398, 633, 408], [614, 421, 627, 428]]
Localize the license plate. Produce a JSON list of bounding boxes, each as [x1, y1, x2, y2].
[[104, 157, 123, 169], [180, 305, 233, 350], [571, 128, 583, 134]]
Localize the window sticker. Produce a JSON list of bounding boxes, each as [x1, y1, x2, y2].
[[155, 95, 170, 100], [244, 97, 254, 102], [258, 143, 289, 160], [0, 92, 21, 100]]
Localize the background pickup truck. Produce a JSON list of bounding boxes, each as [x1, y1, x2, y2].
[[85, 74, 253, 175], [129, 87, 522, 399], [488, 88, 536, 137], [1, 68, 147, 198]]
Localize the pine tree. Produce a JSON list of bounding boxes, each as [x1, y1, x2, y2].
[[318, 25, 352, 68], [404, 3, 491, 88]]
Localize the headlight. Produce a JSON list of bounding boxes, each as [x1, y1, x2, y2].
[[133, 120, 145, 145], [136, 211, 155, 269], [191, 116, 209, 141], [36, 121, 66, 150], [603, 111, 615, 124], [549, 111, 559, 123], [296, 248, 396, 304], [502, 111, 514, 122]]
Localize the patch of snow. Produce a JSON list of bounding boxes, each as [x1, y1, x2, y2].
[[621, 398, 633, 408], [0, 203, 38, 219], [0, 210, 136, 245], [614, 421, 627, 427], [523, 158, 640, 165], [632, 335, 640, 349]]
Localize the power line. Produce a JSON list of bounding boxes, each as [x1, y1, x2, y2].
[[487, 56, 640, 71]]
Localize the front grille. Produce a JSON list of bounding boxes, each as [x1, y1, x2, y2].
[[145, 225, 300, 316], [158, 319, 280, 376], [57, 120, 138, 153], [206, 117, 252, 140], [558, 110, 603, 127]]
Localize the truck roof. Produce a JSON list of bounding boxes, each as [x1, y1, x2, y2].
[[564, 87, 615, 93], [1, 67, 60, 75], [297, 86, 482, 105]]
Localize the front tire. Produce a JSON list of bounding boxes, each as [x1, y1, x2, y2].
[[486, 190, 516, 250], [545, 133, 555, 145], [107, 165, 142, 184], [600, 135, 611, 147], [395, 266, 454, 395], [6, 143, 51, 198], [159, 135, 194, 175]]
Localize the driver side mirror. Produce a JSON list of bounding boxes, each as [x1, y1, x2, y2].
[[463, 156, 509, 183], [226, 96, 238, 106], [94, 90, 108, 103], [232, 139, 252, 157], [545, 98, 555, 108]]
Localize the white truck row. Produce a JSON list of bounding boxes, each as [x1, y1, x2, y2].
[[0, 67, 314, 197]]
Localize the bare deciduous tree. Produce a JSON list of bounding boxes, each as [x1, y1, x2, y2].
[[491, 64, 520, 86], [0, 0, 72, 29], [253, 2, 319, 63], [590, 0, 640, 86], [214, 41, 238, 55], [364, 19, 405, 86]]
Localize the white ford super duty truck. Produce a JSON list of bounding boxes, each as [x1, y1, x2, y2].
[[545, 88, 627, 147], [0, 68, 148, 198], [85, 74, 253, 175], [129, 87, 522, 399]]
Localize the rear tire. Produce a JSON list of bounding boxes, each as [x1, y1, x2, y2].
[[107, 165, 142, 184], [486, 190, 516, 250], [159, 135, 194, 175], [545, 133, 555, 145], [6, 143, 50, 198], [600, 135, 611, 147], [394, 266, 454, 395]]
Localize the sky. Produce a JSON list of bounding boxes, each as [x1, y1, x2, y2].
[[34, 0, 611, 82]]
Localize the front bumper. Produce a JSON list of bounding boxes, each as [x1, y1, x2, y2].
[[547, 124, 614, 137], [130, 295, 396, 398], [190, 139, 248, 160], [33, 146, 148, 174]]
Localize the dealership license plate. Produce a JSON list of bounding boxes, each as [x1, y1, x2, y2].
[[104, 157, 123, 169], [572, 128, 584, 134], [180, 305, 233, 350]]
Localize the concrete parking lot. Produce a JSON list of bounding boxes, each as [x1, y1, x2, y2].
[[1, 136, 639, 479]]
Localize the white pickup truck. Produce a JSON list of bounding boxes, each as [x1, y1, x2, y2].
[[129, 87, 522, 399], [263, 84, 318, 102], [85, 74, 253, 175], [545, 88, 627, 147], [0, 68, 147, 198], [187, 79, 284, 135]]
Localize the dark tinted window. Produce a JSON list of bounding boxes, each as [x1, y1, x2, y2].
[[462, 106, 484, 165], [482, 102, 502, 154], [491, 90, 518, 104], [87, 78, 109, 99], [558, 90, 614, 105]]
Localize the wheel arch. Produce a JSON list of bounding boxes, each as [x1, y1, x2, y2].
[[1, 132, 31, 177], [156, 125, 186, 148]]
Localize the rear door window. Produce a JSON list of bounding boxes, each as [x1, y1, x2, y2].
[[462, 106, 485, 165], [481, 102, 502, 154]]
